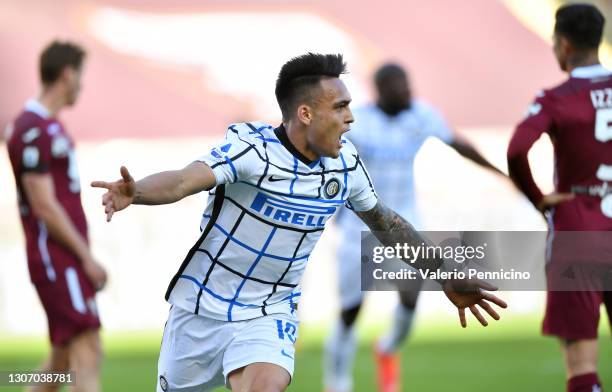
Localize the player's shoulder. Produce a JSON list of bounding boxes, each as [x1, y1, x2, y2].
[[409, 99, 441, 118], [539, 67, 612, 100], [225, 121, 276, 146], [542, 79, 577, 99], [8, 111, 60, 147]]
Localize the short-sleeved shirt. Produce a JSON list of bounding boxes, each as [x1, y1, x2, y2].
[[165, 122, 378, 321], [508, 64, 612, 230], [336, 100, 454, 236], [7, 99, 88, 284]]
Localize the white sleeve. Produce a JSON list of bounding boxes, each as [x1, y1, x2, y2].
[[197, 128, 259, 185], [346, 154, 378, 212]]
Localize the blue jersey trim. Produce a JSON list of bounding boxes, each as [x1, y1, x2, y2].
[[227, 227, 277, 321], [238, 181, 346, 204], [225, 156, 237, 182], [289, 157, 298, 195], [178, 274, 260, 308], [202, 214, 310, 262], [339, 152, 349, 200]]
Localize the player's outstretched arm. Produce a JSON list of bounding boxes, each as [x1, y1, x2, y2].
[[449, 139, 506, 177], [91, 161, 216, 222], [355, 200, 507, 327]]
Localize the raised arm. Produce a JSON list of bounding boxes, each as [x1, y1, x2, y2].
[[91, 161, 216, 222], [355, 200, 507, 327]]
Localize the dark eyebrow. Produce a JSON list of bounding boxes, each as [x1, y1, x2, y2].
[[333, 99, 351, 108]]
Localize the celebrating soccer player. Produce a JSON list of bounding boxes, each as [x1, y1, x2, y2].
[[6, 41, 106, 392], [507, 4, 611, 391], [92, 53, 506, 392]]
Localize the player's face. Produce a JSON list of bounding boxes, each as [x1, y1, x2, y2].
[[377, 73, 411, 113], [64, 66, 83, 106], [307, 78, 353, 158]]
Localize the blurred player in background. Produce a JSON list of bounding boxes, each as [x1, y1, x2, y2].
[[6, 41, 107, 392], [324, 63, 505, 392], [507, 4, 611, 392], [92, 53, 506, 392]]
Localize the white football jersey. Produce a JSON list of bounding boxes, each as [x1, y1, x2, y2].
[[166, 122, 378, 321], [336, 100, 454, 235]]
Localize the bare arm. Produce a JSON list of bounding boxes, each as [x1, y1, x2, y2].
[[449, 139, 505, 176], [354, 200, 439, 272], [22, 173, 107, 289], [91, 161, 216, 221], [133, 161, 216, 205], [355, 200, 507, 327]]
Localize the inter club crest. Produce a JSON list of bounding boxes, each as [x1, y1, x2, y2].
[[324, 178, 341, 199]]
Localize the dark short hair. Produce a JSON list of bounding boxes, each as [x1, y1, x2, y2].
[[275, 53, 347, 119], [554, 3, 605, 50], [374, 63, 407, 87], [39, 41, 86, 85]]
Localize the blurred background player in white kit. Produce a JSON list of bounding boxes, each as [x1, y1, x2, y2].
[[323, 63, 506, 392]]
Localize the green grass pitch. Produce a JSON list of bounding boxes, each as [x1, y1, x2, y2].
[[0, 315, 609, 391]]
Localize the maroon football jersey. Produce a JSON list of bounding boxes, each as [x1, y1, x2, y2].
[[508, 65, 612, 230], [7, 100, 89, 284]]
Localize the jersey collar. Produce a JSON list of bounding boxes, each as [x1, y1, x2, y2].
[[274, 124, 317, 166], [570, 64, 612, 79], [24, 99, 51, 119]]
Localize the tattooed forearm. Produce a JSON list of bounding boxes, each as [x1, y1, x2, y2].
[[355, 200, 442, 271]]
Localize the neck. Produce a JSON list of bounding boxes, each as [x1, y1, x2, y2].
[[565, 51, 600, 74], [38, 86, 66, 117], [283, 120, 319, 161], [376, 100, 409, 116]]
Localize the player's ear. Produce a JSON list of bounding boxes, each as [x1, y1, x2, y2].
[[59, 66, 75, 85], [297, 104, 313, 126], [559, 36, 573, 56]]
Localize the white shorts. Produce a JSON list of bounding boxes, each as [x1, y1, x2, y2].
[[337, 240, 365, 310], [157, 306, 299, 392]]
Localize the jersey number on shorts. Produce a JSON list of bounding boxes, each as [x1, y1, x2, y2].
[[275, 319, 297, 344]]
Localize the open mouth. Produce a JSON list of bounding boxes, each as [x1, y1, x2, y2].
[[336, 136, 343, 148]]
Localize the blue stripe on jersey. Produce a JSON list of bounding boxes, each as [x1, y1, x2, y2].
[[238, 181, 346, 204], [283, 292, 301, 315], [247, 123, 278, 143], [252, 192, 338, 213], [289, 157, 298, 195], [254, 136, 281, 143], [178, 274, 260, 308], [339, 152, 348, 200], [202, 214, 310, 262], [281, 292, 301, 301], [225, 156, 237, 182], [227, 227, 277, 321], [247, 124, 274, 134], [263, 199, 336, 215]]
